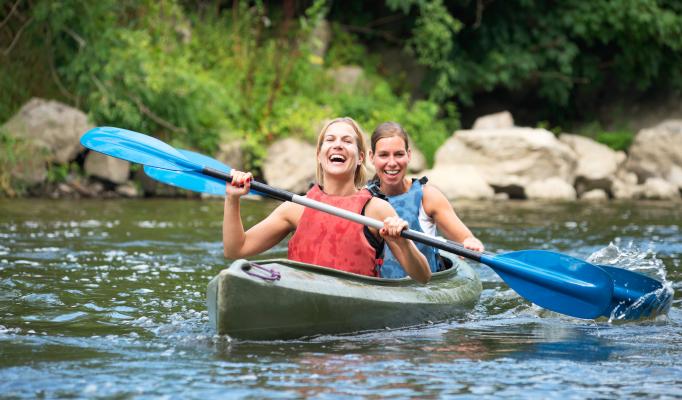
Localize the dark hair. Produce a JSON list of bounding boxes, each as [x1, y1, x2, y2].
[[370, 122, 410, 153]]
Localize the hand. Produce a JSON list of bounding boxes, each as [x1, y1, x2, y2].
[[225, 170, 252, 198], [462, 236, 484, 252], [379, 216, 408, 243]]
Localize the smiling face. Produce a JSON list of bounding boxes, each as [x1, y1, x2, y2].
[[317, 122, 364, 180], [370, 135, 411, 189]]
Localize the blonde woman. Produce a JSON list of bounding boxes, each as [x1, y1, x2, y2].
[[223, 117, 431, 283]]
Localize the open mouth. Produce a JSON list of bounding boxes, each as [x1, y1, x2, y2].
[[383, 169, 400, 176], [329, 154, 346, 164]]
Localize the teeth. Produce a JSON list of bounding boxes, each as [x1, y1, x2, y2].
[[330, 155, 346, 162], [384, 170, 400, 175]]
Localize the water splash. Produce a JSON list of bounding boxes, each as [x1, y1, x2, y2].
[[588, 240, 668, 281], [588, 241, 674, 322]]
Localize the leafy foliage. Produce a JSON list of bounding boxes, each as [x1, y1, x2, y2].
[[1, 0, 450, 173], [388, 0, 682, 117]]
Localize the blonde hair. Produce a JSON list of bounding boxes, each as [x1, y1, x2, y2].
[[315, 117, 368, 189]]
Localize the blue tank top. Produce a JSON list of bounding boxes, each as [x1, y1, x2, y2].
[[368, 178, 440, 278]]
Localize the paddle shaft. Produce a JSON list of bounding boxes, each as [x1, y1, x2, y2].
[[202, 167, 483, 262]]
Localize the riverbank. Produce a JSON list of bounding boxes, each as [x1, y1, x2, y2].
[[1, 99, 681, 201]]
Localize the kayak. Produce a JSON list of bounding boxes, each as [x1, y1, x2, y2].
[[207, 254, 482, 340]]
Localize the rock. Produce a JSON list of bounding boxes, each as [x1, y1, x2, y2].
[[580, 189, 609, 201], [66, 175, 100, 197], [215, 140, 247, 172], [418, 165, 495, 200], [329, 66, 365, 91], [525, 177, 577, 200], [616, 170, 639, 186], [134, 169, 186, 197], [6, 140, 48, 186], [57, 183, 74, 195], [625, 119, 682, 190], [262, 138, 317, 194], [641, 177, 680, 200], [472, 111, 514, 130], [407, 141, 427, 173], [434, 128, 577, 198], [494, 192, 510, 201], [612, 178, 643, 200], [1, 98, 93, 164], [84, 151, 130, 184], [115, 182, 139, 198], [560, 134, 624, 194], [665, 164, 682, 189]]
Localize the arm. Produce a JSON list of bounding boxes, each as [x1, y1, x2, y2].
[[422, 185, 484, 252], [223, 171, 300, 258], [366, 198, 432, 284]]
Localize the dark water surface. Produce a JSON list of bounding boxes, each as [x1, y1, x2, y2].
[[1, 198, 680, 398]]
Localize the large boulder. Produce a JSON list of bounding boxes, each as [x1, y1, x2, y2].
[[434, 128, 577, 198], [559, 134, 625, 195], [625, 119, 682, 191], [262, 138, 317, 194], [418, 165, 495, 200], [1, 98, 93, 164]]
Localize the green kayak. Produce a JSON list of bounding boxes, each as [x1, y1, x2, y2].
[[207, 255, 482, 340]]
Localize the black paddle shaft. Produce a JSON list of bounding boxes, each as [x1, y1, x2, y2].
[[202, 167, 295, 202]]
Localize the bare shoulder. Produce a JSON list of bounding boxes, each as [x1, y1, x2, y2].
[[422, 182, 451, 213], [365, 196, 396, 220]]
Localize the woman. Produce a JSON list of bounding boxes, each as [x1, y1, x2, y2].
[[223, 117, 431, 283], [368, 121, 484, 279]]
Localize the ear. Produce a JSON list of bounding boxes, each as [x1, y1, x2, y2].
[[407, 148, 412, 162], [358, 150, 365, 165]]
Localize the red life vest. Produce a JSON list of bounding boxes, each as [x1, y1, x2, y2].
[[288, 185, 379, 276]]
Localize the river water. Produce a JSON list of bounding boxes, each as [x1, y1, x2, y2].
[[1, 198, 680, 398]]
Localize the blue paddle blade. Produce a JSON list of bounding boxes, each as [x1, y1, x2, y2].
[[81, 127, 197, 172], [144, 149, 264, 197], [600, 265, 674, 320], [144, 149, 231, 196], [481, 250, 613, 319]]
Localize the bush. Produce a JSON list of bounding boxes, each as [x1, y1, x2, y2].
[[596, 130, 635, 152], [1, 0, 456, 180]]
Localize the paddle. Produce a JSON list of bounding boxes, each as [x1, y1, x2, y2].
[[143, 149, 263, 197], [81, 126, 672, 320]]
